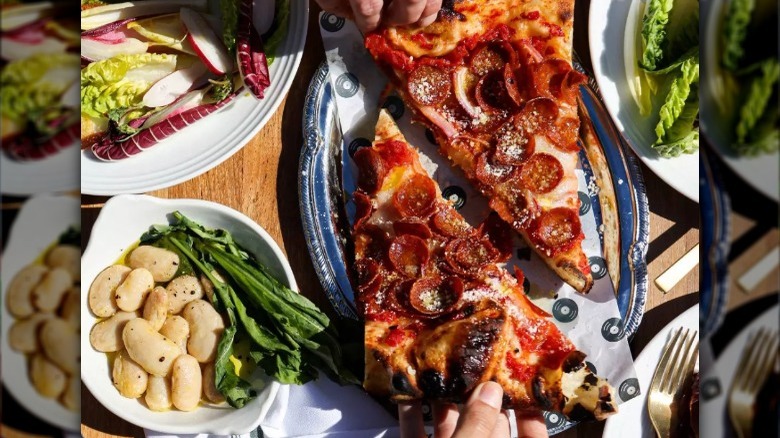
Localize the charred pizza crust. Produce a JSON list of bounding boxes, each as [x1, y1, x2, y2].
[[354, 110, 616, 420]]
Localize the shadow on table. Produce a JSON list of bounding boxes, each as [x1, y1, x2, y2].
[[630, 293, 700, 358]]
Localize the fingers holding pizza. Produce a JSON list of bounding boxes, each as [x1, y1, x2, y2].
[[315, 0, 444, 32]]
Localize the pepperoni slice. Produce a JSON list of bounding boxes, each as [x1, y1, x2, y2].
[[389, 234, 430, 277], [520, 153, 563, 194], [393, 173, 437, 218], [547, 116, 581, 152], [475, 151, 515, 185], [556, 70, 587, 105], [355, 259, 381, 293], [504, 63, 523, 106], [494, 119, 534, 165], [517, 97, 559, 133], [527, 58, 570, 98], [353, 191, 374, 229], [475, 70, 515, 113], [355, 224, 390, 261], [531, 207, 582, 252], [408, 275, 464, 316], [470, 44, 504, 76], [394, 218, 433, 239], [432, 207, 472, 237], [478, 212, 514, 261], [383, 279, 414, 313], [353, 147, 387, 195], [408, 65, 451, 107], [492, 183, 538, 230], [444, 237, 499, 275]]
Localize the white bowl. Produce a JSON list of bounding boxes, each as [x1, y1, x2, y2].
[[80, 195, 293, 435], [0, 194, 81, 431]]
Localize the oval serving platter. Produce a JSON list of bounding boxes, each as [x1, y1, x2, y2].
[[300, 61, 649, 435], [300, 60, 649, 331], [700, 145, 731, 336]]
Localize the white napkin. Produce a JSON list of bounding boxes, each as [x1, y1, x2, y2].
[[145, 377, 401, 438]]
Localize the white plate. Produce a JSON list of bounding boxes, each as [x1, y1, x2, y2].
[[80, 2, 308, 195], [81, 195, 291, 434], [602, 304, 699, 437], [0, 143, 80, 196], [699, 304, 779, 438], [589, 0, 699, 203], [0, 194, 80, 431], [700, 0, 779, 202]]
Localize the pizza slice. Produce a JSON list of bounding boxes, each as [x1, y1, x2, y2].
[[365, 0, 594, 293], [351, 110, 617, 420]]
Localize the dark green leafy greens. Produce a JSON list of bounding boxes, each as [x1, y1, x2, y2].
[[721, 0, 754, 71], [140, 212, 358, 408], [734, 59, 780, 155], [58, 226, 81, 247]]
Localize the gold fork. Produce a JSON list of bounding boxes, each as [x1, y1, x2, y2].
[[647, 327, 699, 438], [727, 329, 780, 438]]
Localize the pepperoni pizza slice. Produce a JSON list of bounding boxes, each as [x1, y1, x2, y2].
[[365, 0, 594, 293], [351, 109, 617, 420]]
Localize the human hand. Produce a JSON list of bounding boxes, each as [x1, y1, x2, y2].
[[398, 381, 550, 438], [314, 0, 443, 33]]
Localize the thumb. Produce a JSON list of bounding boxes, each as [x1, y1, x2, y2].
[[452, 381, 504, 438]]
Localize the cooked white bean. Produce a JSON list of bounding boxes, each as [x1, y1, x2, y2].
[[143, 286, 169, 331], [115, 268, 154, 312], [62, 373, 80, 411], [159, 316, 189, 353], [166, 275, 204, 314], [8, 313, 51, 353], [122, 318, 182, 376], [171, 354, 201, 411], [32, 267, 72, 312], [145, 375, 172, 411], [127, 246, 179, 282], [6, 264, 48, 318], [182, 300, 225, 363], [30, 354, 66, 399], [202, 362, 225, 404], [112, 350, 148, 399], [46, 245, 80, 281], [89, 311, 138, 352], [40, 318, 79, 374], [88, 265, 131, 317], [59, 287, 80, 329]]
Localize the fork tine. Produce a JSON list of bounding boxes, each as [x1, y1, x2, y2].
[[663, 328, 690, 393], [671, 330, 697, 394], [745, 330, 771, 390], [735, 329, 765, 390], [748, 331, 779, 393], [650, 327, 682, 392], [679, 332, 699, 390]]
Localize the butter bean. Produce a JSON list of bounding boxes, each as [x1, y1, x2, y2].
[[112, 349, 148, 399], [143, 286, 169, 331], [7, 265, 48, 318], [145, 375, 172, 411], [40, 318, 79, 374], [171, 355, 201, 411], [115, 268, 154, 312], [8, 313, 50, 353], [159, 316, 189, 353], [166, 275, 204, 314], [122, 318, 182, 376], [88, 265, 131, 317], [30, 354, 66, 399], [33, 267, 72, 312], [127, 246, 179, 282], [89, 311, 138, 352], [182, 300, 224, 363], [46, 245, 80, 282]]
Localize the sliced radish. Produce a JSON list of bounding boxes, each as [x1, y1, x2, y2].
[[81, 37, 148, 61], [81, 0, 208, 30], [180, 8, 233, 75], [142, 63, 209, 107], [254, 0, 276, 35], [0, 36, 67, 61]]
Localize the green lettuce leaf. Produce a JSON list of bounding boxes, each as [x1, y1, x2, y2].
[[734, 59, 780, 154], [80, 53, 177, 119], [640, 0, 674, 70], [721, 0, 754, 70], [221, 0, 239, 55], [1, 53, 80, 123], [653, 55, 700, 157]]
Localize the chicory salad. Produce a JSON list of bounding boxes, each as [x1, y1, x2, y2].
[[80, 0, 289, 161]]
